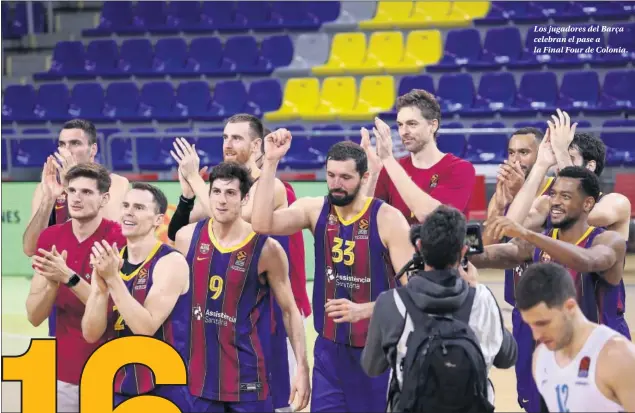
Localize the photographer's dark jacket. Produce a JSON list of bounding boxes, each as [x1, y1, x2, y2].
[[361, 269, 517, 403]]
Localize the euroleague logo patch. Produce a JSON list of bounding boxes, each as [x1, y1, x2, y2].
[[578, 356, 590, 378], [429, 174, 439, 189]]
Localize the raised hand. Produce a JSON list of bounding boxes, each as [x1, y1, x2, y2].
[[170, 137, 201, 181], [548, 108, 578, 155], [52, 147, 77, 185], [372, 117, 393, 160], [263, 128, 292, 161], [89, 240, 122, 282], [536, 128, 557, 169], [360, 127, 382, 174], [498, 160, 525, 197], [41, 156, 64, 200]]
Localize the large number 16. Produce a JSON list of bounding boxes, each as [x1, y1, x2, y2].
[[332, 237, 355, 265], [2, 336, 187, 413]]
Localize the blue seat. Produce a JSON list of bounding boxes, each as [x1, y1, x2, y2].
[[131, 128, 163, 170], [223, 36, 270, 75], [117, 39, 155, 77], [579, 1, 629, 20], [588, 70, 635, 115], [602, 120, 635, 166], [33, 41, 89, 80], [34, 83, 70, 123], [436, 73, 475, 115], [265, 1, 321, 31], [166, 1, 202, 33], [427, 29, 482, 73], [465, 122, 508, 165], [132, 1, 167, 34], [307, 1, 340, 25], [380, 75, 435, 120], [153, 38, 189, 76], [245, 79, 283, 117], [69, 83, 106, 122], [85, 40, 119, 78], [231, 1, 270, 32], [12, 128, 57, 168], [467, 27, 522, 70], [103, 82, 143, 122], [139, 82, 182, 122], [438, 122, 466, 157], [197, 2, 236, 32], [209, 80, 248, 121], [475, 1, 546, 25], [508, 26, 563, 69], [12, 2, 47, 37], [280, 126, 313, 169], [82, 1, 134, 36], [466, 72, 516, 117], [195, 136, 225, 167], [541, 2, 588, 22], [2, 128, 15, 171], [557, 71, 600, 115], [109, 131, 134, 171], [261, 35, 294, 71], [592, 22, 635, 67], [175, 81, 213, 121], [501, 72, 558, 117], [2, 85, 37, 123], [549, 24, 604, 68], [187, 37, 232, 76]]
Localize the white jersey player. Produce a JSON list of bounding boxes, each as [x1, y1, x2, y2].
[[515, 262, 635, 412]]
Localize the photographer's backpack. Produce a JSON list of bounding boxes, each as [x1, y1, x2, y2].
[[388, 287, 495, 413]]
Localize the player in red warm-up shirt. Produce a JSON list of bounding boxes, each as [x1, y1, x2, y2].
[[364, 89, 476, 224], [27, 163, 126, 412]]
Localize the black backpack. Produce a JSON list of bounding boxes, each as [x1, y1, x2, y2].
[[387, 287, 495, 413]]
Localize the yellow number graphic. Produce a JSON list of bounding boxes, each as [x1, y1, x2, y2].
[[113, 306, 125, 331], [82, 336, 187, 413], [2, 339, 56, 412], [209, 275, 224, 300], [332, 237, 355, 265]]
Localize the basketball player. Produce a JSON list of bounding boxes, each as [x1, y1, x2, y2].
[[515, 262, 635, 412], [22, 119, 129, 337], [27, 163, 126, 412], [472, 166, 630, 339], [173, 162, 310, 412], [251, 131, 415, 412], [81, 183, 191, 410], [506, 109, 631, 240], [483, 126, 550, 413], [364, 89, 476, 223]]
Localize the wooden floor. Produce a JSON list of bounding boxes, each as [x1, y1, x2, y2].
[[3, 266, 635, 412]]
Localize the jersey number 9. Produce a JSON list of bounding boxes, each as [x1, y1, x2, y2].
[[209, 275, 224, 300], [332, 237, 355, 265]]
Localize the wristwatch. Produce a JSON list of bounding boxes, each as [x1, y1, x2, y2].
[[66, 273, 81, 287]]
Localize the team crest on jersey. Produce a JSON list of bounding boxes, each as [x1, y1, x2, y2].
[[539, 250, 552, 263], [199, 243, 210, 254], [430, 174, 439, 189], [578, 356, 590, 378], [56, 193, 67, 204], [328, 214, 338, 225]]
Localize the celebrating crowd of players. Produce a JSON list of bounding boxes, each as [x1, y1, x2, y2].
[[23, 88, 635, 412]]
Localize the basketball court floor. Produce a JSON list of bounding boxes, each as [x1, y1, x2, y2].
[[3, 265, 634, 412]]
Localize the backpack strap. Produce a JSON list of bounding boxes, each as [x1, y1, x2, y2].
[[455, 286, 476, 323], [396, 287, 429, 326]]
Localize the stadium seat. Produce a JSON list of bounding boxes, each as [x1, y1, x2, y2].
[[244, 79, 283, 118], [501, 72, 558, 117], [392, 2, 453, 29], [134, 1, 168, 34], [85, 40, 120, 78], [33, 41, 89, 80], [139, 82, 182, 122], [383, 30, 442, 74], [465, 122, 508, 164], [103, 82, 143, 123], [507, 26, 563, 69], [195, 1, 235, 32], [557, 71, 600, 115], [69, 83, 106, 122], [264, 78, 320, 122], [208, 80, 249, 121], [588, 70, 635, 115], [438, 122, 466, 157], [165, 1, 202, 33], [582, 1, 632, 20], [358, 1, 414, 30], [2, 129, 12, 171], [380, 74, 435, 119], [34, 83, 71, 123], [2, 85, 37, 123], [222, 36, 270, 75], [593, 22, 635, 68], [152, 38, 189, 76], [466, 72, 516, 117], [265, 1, 321, 31], [339, 76, 395, 121], [549, 24, 604, 68], [11, 128, 57, 168], [301, 76, 357, 121], [448, 2, 490, 23], [346, 31, 404, 75], [117, 39, 155, 77], [279, 126, 317, 170], [278, 33, 330, 73], [312, 32, 367, 76], [541, 2, 588, 22], [186, 37, 231, 76], [435, 73, 475, 115], [175, 81, 212, 121], [602, 120, 635, 166], [11, 2, 47, 37], [466, 26, 522, 70], [82, 1, 134, 36], [427, 29, 482, 72], [260, 35, 294, 72]]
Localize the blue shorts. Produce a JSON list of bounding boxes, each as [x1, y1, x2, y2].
[[311, 335, 389, 412], [190, 396, 273, 412], [513, 308, 540, 413], [114, 385, 191, 411]]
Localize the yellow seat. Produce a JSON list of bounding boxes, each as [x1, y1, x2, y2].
[[264, 78, 320, 122], [312, 33, 367, 76], [301, 77, 357, 121], [358, 1, 414, 30], [384, 30, 442, 74], [450, 2, 490, 20], [394, 1, 470, 29], [346, 31, 404, 75], [340, 76, 395, 121]]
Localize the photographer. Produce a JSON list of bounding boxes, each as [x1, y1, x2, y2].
[[361, 205, 517, 412]]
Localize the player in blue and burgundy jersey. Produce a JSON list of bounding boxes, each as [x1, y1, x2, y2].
[[472, 166, 631, 339], [81, 182, 191, 410], [251, 131, 415, 412], [173, 162, 310, 413]]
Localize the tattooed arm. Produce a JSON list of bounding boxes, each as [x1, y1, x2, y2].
[[469, 238, 535, 270]]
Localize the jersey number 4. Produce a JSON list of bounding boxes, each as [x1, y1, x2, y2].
[[332, 237, 355, 265]]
